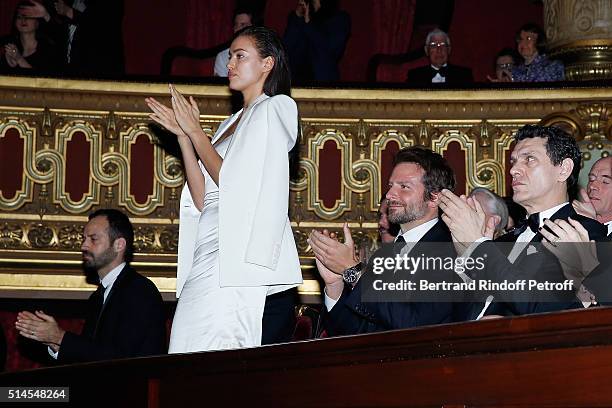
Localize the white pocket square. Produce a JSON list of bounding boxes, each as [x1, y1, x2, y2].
[[526, 245, 538, 255]]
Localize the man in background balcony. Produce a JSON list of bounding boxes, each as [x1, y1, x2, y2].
[[406, 28, 473, 86], [213, 8, 258, 77], [15, 209, 166, 363]]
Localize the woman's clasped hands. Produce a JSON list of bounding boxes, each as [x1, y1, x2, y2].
[[145, 84, 203, 140]]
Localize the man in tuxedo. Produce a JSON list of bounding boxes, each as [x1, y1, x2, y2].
[[440, 125, 607, 317], [539, 156, 612, 305], [15, 209, 166, 363], [309, 147, 468, 335], [406, 28, 473, 86]]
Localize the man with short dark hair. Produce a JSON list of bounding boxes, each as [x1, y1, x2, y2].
[[440, 125, 606, 316], [309, 146, 466, 335], [15, 209, 166, 363], [406, 28, 473, 86]]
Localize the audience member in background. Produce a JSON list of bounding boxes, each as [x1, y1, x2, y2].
[[487, 47, 520, 82], [377, 196, 400, 244], [19, 0, 125, 76], [468, 187, 509, 239], [512, 23, 564, 82], [15, 209, 166, 363], [573, 157, 612, 237], [1, 0, 60, 74], [214, 8, 259, 77], [283, 0, 350, 82], [406, 28, 473, 86]]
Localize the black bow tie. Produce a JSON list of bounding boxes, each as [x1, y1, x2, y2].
[[514, 213, 540, 235], [431, 66, 448, 78]]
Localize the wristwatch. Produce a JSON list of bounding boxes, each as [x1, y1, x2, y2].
[[342, 262, 364, 285]]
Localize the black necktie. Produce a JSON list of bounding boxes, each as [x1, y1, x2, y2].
[[432, 66, 448, 79], [514, 213, 540, 235]]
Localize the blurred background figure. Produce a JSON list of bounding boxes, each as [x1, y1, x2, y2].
[[512, 22, 564, 82], [468, 187, 509, 239], [19, 0, 125, 76], [487, 47, 520, 82], [283, 0, 350, 82], [377, 196, 400, 244], [1, 0, 60, 73], [213, 7, 260, 77]]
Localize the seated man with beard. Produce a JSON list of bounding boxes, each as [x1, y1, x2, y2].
[[309, 147, 471, 335], [15, 209, 166, 363]]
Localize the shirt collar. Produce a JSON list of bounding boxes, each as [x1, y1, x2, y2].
[[535, 202, 569, 227], [100, 262, 125, 289], [606, 221, 612, 236], [397, 218, 438, 243], [430, 64, 448, 70]]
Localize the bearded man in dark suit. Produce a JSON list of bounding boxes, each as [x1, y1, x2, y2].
[[309, 147, 470, 335], [15, 209, 166, 363]]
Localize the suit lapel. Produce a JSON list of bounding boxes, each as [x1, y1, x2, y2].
[[222, 94, 269, 162], [93, 265, 130, 338]]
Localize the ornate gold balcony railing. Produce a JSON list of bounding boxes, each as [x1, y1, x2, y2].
[[0, 76, 610, 301]]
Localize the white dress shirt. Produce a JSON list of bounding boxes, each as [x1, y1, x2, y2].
[[324, 218, 440, 311], [431, 64, 447, 83]]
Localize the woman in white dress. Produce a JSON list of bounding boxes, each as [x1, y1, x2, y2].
[[145, 26, 302, 352]]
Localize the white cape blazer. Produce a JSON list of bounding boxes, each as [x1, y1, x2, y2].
[[176, 94, 303, 298]]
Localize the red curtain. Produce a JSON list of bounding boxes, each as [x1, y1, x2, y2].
[[1, 0, 25, 38], [372, 0, 417, 55], [185, 0, 234, 49], [368, 0, 418, 82]]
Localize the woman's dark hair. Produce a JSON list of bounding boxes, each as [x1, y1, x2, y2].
[[516, 22, 547, 54], [234, 25, 291, 97], [9, 1, 52, 52]]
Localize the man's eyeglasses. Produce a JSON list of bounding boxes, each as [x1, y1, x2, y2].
[[427, 42, 449, 49], [496, 63, 514, 69]]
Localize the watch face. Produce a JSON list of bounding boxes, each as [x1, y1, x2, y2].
[[342, 263, 362, 284]]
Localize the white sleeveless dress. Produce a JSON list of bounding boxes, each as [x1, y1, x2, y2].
[[168, 136, 269, 353]]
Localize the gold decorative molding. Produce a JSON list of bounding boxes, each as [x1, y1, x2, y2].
[[1, 76, 612, 299], [544, 0, 612, 80]]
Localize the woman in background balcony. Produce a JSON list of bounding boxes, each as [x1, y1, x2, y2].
[[0, 0, 60, 74], [145, 26, 302, 352], [512, 23, 564, 82]]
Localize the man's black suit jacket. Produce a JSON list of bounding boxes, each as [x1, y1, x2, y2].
[[58, 265, 166, 363], [406, 64, 473, 86], [324, 219, 473, 336], [474, 204, 607, 316]]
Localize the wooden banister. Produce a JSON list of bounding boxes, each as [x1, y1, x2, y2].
[[3, 308, 612, 407]]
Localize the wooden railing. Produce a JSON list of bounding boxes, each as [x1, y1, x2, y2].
[[2, 308, 612, 407]]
